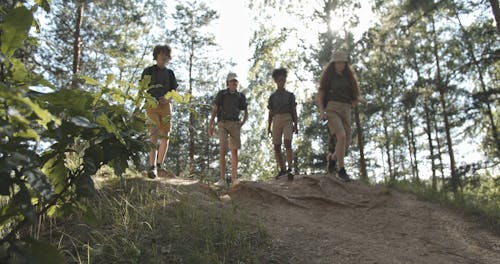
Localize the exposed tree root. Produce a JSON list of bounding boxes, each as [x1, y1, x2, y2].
[[302, 176, 328, 194], [322, 176, 353, 193], [288, 195, 356, 208], [237, 183, 308, 209]]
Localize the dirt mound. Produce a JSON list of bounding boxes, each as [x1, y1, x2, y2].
[[229, 175, 390, 210], [152, 173, 500, 264]]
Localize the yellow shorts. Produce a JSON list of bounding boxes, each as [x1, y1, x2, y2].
[[146, 102, 171, 137]]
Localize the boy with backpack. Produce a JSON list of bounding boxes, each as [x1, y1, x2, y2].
[[208, 72, 248, 187], [140, 45, 178, 179], [267, 68, 298, 180]]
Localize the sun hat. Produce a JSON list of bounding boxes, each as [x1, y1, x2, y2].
[[331, 51, 348, 62], [226, 72, 238, 82]]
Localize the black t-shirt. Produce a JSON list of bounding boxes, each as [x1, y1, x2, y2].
[[214, 89, 247, 121], [268, 89, 297, 114], [141, 65, 178, 99], [326, 72, 354, 104]]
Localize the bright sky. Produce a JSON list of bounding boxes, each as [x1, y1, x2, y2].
[[209, 0, 376, 87]]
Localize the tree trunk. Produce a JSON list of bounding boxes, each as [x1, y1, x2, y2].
[[430, 14, 458, 194], [409, 116, 419, 180], [382, 109, 394, 182], [424, 103, 437, 190], [188, 41, 195, 169], [488, 0, 500, 34], [431, 103, 446, 190], [71, 1, 84, 88], [403, 110, 416, 180], [354, 106, 368, 182]]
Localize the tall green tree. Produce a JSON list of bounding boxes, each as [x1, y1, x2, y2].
[[167, 0, 222, 176]]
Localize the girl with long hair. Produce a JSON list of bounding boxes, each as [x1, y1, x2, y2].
[[316, 51, 367, 181]]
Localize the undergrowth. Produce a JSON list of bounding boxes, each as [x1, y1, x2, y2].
[[37, 176, 283, 264], [389, 179, 500, 234]]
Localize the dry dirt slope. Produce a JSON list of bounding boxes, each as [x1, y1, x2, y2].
[[159, 174, 500, 264]]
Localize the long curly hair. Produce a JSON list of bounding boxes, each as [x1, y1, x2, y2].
[[318, 61, 360, 107]]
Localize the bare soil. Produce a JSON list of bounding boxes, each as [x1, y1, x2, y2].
[[154, 173, 500, 264]]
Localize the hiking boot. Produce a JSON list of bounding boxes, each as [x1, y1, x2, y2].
[[147, 166, 156, 179], [286, 168, 294, 181], [214, 179, 226, 187], [338, 167, 351, 182], [326, 154, 336, 174]]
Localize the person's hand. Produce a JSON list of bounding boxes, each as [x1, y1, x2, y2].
[[320, 111, 327, 121], [208, 123, 214, 137], [353, 97, 367, 106], [158, 97, 169, 105], [293, 123, 298, 134]]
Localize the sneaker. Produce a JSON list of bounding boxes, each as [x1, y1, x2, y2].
[[214, 179, 226, 187], [286, 168, 294, 181], [338, 167, 351, 182], [326, 154, 336, 174], [147, 166, 156, 179], [275, 169, 288, 179], [231, 178, 240, 187]]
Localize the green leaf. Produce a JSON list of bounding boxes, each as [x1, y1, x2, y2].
[[0, 6, 33, 57], [165, 90, 185, 103], [24, 169, 54, 200], [19, 97, 61, 127], [14, 128, 40, 141], [105, 74, 114, 87], [35, 0, 51, 13], [10, 58, 29, 83], [42, 156, 68, 194], [80, 75, 101, 86], [70, 116, 97, 128], [96, 114, 125, 144], [96, 114, 116, 133]]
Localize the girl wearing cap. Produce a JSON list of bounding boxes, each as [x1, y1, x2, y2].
[[316, 51, 367, 181]]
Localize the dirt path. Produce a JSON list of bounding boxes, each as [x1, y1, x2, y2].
[[157, 173, 500, 264]]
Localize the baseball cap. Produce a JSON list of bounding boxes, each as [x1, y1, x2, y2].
[[226, 72, 238, 82], [331, 51, 348, 62]]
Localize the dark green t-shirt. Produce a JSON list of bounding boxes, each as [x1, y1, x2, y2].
[[141, 65, 178, 99], [214, 89, 247, 121], [268, 89, 297, 114], [326, 72, 354, 104]]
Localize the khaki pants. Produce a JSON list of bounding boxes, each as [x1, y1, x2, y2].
[[218, 121, 241, 150], [271, 113, 293, 145], [326, 101, 351, 144]]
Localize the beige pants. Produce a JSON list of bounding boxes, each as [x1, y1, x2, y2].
[[271, 113, 293, 145], [218, 121, 241, 150], [326, 101, 351, 144]]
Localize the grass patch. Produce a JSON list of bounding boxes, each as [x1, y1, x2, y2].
[[40, 176, 282, 263], [390, 180, 500, 234]]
